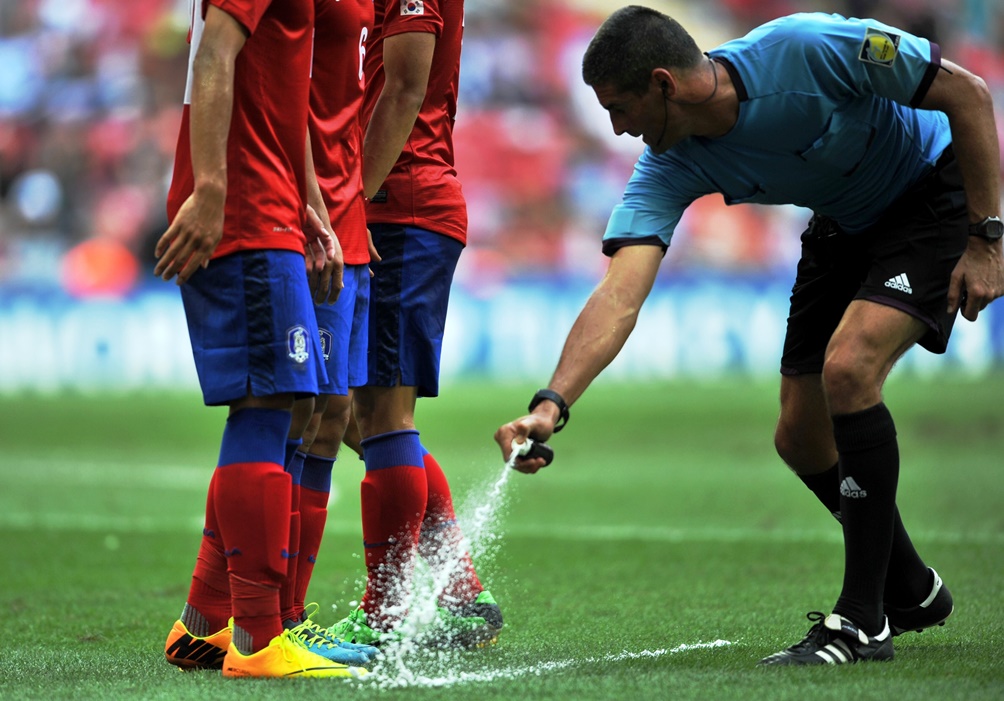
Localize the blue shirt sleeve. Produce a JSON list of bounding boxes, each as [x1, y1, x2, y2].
[[601, 147, 713, 255], [599, 13, 946, 252]]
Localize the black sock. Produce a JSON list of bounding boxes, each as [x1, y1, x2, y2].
[[798, 466, 842, 520], [798, 464, 931, 608], [883, 520, 932, 608], [830, 403, 899, 635]]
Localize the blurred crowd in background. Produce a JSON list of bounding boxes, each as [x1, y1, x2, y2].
[[1, 0, 1003, 298]]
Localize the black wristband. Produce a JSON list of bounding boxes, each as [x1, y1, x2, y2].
[[528, 388, 570, 433]]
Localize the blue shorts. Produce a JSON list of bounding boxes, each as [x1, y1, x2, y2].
[[316, 263, 370, 395], [180, 250, 328, 406], [367, 224, 463, 397]]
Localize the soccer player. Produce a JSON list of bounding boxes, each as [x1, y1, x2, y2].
[[157, 0, 361, 678], [328, 0, 503, 647], [273, 0, 381, 664], [495, 6, 1003, 666]]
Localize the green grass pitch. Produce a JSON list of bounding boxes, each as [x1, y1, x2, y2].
[[1, 375, 1002, 700]]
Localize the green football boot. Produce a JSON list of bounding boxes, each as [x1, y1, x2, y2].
[[328, 607, 402, 648], [435, 590, 504, 649]]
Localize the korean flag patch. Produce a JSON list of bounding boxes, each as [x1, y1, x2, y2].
[[859, 27, 900, 67], [401, 0, 424, 15]]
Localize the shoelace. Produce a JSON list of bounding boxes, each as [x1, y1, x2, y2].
[[288, 619, 337, 650], [331, 608, 366, 637], [302, 602, 324, 621], [278, 629, 312, 671], [300, 602, 350, 645], [786, 611, 830, 652], [805, 611, 827, 626]]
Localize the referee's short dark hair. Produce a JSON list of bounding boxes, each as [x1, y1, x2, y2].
[[582, 5, 704, 95]]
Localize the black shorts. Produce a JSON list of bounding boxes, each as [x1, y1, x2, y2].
[[780, 147, 968, 376]]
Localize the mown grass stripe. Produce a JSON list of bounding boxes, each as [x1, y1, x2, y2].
[[2, 511, 1001, 545]]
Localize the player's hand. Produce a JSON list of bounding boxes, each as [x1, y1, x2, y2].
[[495, 414, 555, 474], [154, 189, 224, 284], [305, 204, 344, 305], [948, 237, 1004, 321], [366, 227, 381, 278]]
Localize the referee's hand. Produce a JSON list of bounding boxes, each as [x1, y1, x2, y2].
[[948, 237, 1004, 321], [495, 415, 554, 474]]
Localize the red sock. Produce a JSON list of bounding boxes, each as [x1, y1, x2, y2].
[[280, 448, 305, 624], [295, 453, 335, 618], [420, 449, 483, 607], [358, 430, 428, 629], [184, 471, 231, 633], [213, 408, 292, 653]]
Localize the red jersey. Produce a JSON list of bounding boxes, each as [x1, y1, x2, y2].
[[309, 0, 374, 265], [167, 0, 314, 258], [363, 0, 467, 244]]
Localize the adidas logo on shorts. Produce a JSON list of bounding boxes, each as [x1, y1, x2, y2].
[[884, 273, 912, 294]]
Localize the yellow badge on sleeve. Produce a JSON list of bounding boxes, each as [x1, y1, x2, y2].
[[859, 27, 900, 67]]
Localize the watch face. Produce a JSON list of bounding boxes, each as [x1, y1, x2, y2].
[[972, 217, 1004, 241]]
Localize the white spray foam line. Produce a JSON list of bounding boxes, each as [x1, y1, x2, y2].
[[341, 464, 726, 689], [360, 640, 734, 689]]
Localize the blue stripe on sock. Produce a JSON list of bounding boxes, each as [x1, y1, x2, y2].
[[301, 453, 335, 492], [360, 430, 424, 471], [364, 540, 393, 548], [422, 518, 458, 533], [217, 408, 290, 467]]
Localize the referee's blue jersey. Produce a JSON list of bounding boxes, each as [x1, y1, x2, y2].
[[603, 13, 951, 254]]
